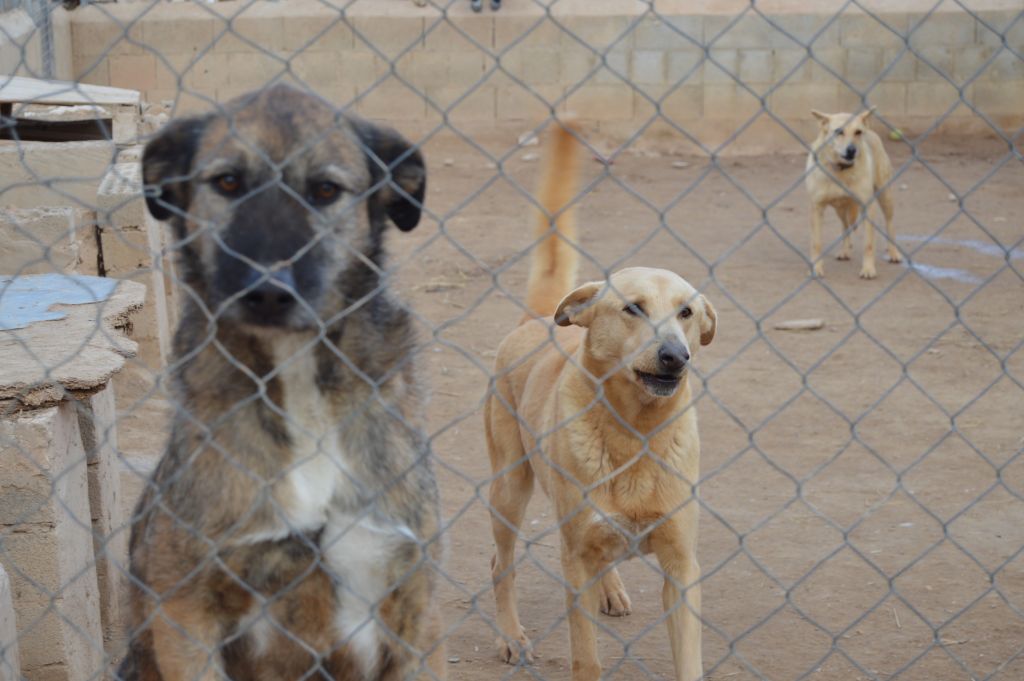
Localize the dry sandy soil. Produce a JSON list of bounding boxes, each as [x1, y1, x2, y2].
[[120, 132, 1023, 681]]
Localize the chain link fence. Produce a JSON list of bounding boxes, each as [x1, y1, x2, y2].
[[1, 1, 1022, 680]]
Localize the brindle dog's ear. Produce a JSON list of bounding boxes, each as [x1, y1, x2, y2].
[[142, 115, 209, 221], [353, 120, 426, 232]]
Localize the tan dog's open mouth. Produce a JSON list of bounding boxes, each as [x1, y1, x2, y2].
[[634, 369, 683, 396]]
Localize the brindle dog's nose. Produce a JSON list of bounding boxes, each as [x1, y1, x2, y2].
[[657, 340, 690, 374], [240, 268, 297, 321]]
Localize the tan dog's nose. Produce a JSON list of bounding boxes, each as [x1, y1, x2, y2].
[[657, 341, 689, 373]]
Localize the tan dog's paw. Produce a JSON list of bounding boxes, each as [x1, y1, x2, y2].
[[496, 628, 533, 664], [886, 249, 903, 264], [859, 263, 877, 279], [813, 262, 825, 278], [600, 571, 632, 617], [836, 251, 851, 261]]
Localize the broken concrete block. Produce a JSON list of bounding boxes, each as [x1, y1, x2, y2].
[[0, 565, 20, 681], [0, 207, 99, 276], [76, 384, 127, 645], [0, 403, 105, 681]]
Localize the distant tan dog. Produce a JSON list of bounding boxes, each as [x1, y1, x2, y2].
[[484, 124, 716, 681], [805, 108, 901, 279]]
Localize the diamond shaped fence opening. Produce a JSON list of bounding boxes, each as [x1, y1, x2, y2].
[[0, 1, 1021, 680]]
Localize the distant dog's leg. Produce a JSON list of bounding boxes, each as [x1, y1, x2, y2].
[[561, 545, 602, 681], [879, 187, 901, 264], [860, 198, 878, 279], [836, 204, 855, 261], [651, 518, 702, 681], [151, 598, 224, 681], [599, 567, 632, 616], [810, 203, 826, 277], [486, 399, 535, 663]]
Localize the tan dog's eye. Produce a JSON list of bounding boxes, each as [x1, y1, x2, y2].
[[310, 181, 343, 206], [213, 174, 242, 196], [679, 306, 692, 319], [855, 129, 863, 136], [835, 128, 844, 136], [623, 303, 644, 317]]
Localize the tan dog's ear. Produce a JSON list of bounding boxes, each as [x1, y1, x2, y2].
[[699, 295, 717, 346], [811, 110, 831, 127], [555, 281, 602, 327], [859, 106, 877, 123]]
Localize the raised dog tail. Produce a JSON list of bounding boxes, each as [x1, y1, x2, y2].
[[522, 119, 583, 322]]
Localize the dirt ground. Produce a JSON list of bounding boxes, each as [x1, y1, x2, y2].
[[120, 132, 1023, 681]]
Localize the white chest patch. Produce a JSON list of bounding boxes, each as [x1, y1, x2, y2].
[[322, 511, 418, 677], [270, 337, 356, 537]]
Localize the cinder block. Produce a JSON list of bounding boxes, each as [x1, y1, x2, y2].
[[738, 49, 773, 85], [70, 9, 145, 58], [561, 49, 597, 84], [705, 83, 762, 121], [634, 15, 700, 50], [0, 208, 98, 277], [704, 49, 739, 84], [109, 54, 157, 92], [402, 51, 449, 90], [865, 82, 907, 116], [845, 47, 884, 87], [770, 81, 839, 118], [907, 81, 965, 116], [425, 85, 495, 123], [806, 48, 846, 82], [558, 15, 634, 52], [334, 51, 386, 91], [285, 14, 355, 52], [593, 52, 629, 84], [449, 51, 487, 85], [773, 48, 810, 83], [908, 12, 976, 49], [495, 15, 563, 52], [974, 10, 1022, 48], [521, 49, 562, 86], [355, 81, 427, 122], [350, 15, 424, 58], [840, 13, 908, 49], [658, 84, 704, 122], [971, 80, 1024, 115], [423, 14, 492, 51], [565, 83, 634, 121], [76, 385, 127, 645], [771, 14, 841, 50], [0, 141, 116, 210], [977, 47, 1024, 82], [141, 15, 215, 56], [880, 47, 916, 82], [0, 566, 19, 681], [226, 51, 288, 90], [631, 50, 665, 85], [914, 46, 955, 82], [496, 81, 563, 121], [706, 14, 785, 49], [0, 404, 105, 681], [98, 163, 171, 369], [667, 49, 703, 85]]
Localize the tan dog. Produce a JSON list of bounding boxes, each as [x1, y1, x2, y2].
[[484, 124, 716, 681], [805, 108, 901, 279]]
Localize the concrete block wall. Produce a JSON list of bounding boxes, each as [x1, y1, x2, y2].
[[67, 0, 1023, 151], [0, 403, 105, 681], [0, 566, 18, 681]]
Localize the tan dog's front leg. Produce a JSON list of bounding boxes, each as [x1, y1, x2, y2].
[[810, 203, 826, 277], [151, 597, 225, 681], [860, 199, 878, 279], [652, 523, 703, 681], [561, 543, 602, 681]]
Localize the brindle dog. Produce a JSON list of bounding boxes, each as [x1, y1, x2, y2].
[[120, 84, 444, 681]]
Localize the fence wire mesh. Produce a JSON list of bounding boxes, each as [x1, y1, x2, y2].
[[0, 1, 1022, 680]]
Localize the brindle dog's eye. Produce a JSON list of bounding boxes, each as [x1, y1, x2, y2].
[[623, 303, 644, 317], [310, 181, 342, 206], [679, 306, 693, 319], [212, 174, 242, 196]]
